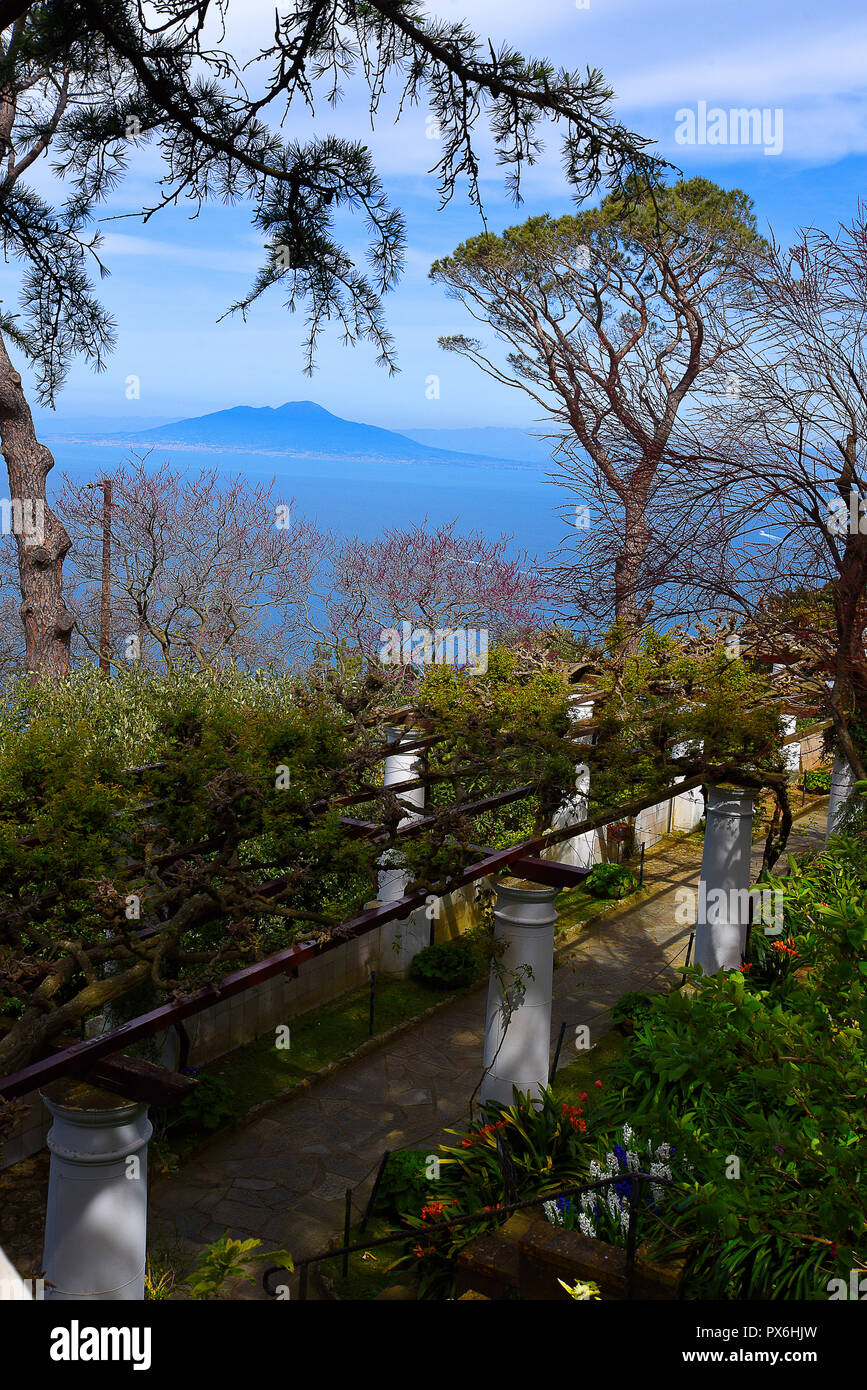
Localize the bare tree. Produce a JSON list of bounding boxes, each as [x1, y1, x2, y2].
[[59, 456, 328, 672], [317, 518, 548, 669], [645, 213, 867, 777], [431, 176, 766, 634]]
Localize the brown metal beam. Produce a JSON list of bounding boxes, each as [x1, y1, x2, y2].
[[501, 856, 592, 889], [83, 1053, 198, 1106]]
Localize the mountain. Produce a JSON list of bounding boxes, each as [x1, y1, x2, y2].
[[401, 425, 552, 465], [77, 401, 542, 470]]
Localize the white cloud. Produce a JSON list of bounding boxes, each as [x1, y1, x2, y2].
[[98, 232, 259, 274], [616, 22, 867, 107]]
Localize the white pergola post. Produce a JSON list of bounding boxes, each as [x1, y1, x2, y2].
[[547, 698, 599, 870], [377, 725, 427, 974], [693, 785, 757, 975], [826, 755, 855, 839], [480, 878, 557, 1110], [41, 1080, 151, 1301]]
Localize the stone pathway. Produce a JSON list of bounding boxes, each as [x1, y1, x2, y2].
[[148, 804, 829, 1298]]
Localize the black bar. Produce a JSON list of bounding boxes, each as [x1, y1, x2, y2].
[[262, 1171, 675, 1291], [360, 1149, 391, 1234], [368, 969, 376, 1038], [638, 843, 645, 886], [624, 1173, 640, 1300], [548, 1020, 568, 1085], [681, 930, 695, 985], [342, 1188, 352, 1278]]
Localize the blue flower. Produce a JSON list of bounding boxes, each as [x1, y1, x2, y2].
[[556, 1197, 571, 1213], [613, 1144, 627, 1165]]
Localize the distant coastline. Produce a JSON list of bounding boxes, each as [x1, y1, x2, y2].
[[40, 434, 546, 473]]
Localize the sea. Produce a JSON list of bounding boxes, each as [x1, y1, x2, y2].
[[44, 441, 573, 571]]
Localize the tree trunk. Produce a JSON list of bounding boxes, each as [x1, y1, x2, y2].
[[0, 334, 74, 676], [613, 500, 651, 637]]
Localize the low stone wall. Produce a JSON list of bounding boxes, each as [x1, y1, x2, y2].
[[0, 880, 485, 1171], [456, 1209, 684, 1300], [634, 783, 704, 853]]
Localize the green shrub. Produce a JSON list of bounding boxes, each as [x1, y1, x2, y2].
[[598, 835, 867, 1299], [585, 863, 639, 900], [803, 769, 832, 793], [374, 1149, 433, 1219], [171, 1071, 237, 1133], [410, 938, 479, 989], [610, 990, 654, 1029]]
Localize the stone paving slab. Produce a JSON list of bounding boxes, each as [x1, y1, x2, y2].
[[148, 807, 830, 1298]]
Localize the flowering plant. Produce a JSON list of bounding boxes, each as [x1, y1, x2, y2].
[[543, 1123, 689, 1246], [557, 1277, 602, 1300]]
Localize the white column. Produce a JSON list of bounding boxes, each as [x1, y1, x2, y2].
[[780, 715, 800, 776], [480, 879, 557, 1110], [41, 1080, 151, 1301], [547, 698, 599, 869], [694, 785, 757, 975], [377, 725, 427, 974], [826, 755, 855, 839]]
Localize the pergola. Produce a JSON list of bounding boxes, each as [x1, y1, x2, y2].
[[0, 681, 836, 1299]]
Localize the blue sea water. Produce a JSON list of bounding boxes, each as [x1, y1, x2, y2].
[[44, 441, 573, 568]]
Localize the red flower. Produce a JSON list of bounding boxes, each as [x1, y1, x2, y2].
[[560, 1102, 585, 1130], [421, 1201, 444, 1221], [594, 1080, 603, 1088]]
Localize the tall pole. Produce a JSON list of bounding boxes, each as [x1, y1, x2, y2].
[[98, 479, 111, 673]]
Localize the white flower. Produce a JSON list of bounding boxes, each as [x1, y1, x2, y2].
[[620, 1207, 631, 1239], [543, 1200, 564, 1226], [579, 1213, 597, 1238], [622, 1123, 634, 1146]]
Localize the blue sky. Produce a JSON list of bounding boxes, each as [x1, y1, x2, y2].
[[13, 0, 867, 433]]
